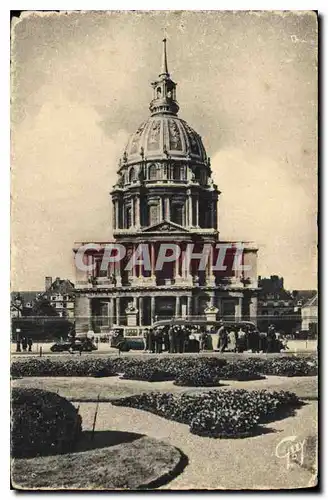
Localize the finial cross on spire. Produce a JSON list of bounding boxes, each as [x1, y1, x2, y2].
[[160, 37, 169, 76]]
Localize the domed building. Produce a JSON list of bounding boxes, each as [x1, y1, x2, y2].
[[74, 40, 259, 334]]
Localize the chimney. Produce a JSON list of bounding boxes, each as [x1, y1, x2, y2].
[[45, 276, 52, 291]]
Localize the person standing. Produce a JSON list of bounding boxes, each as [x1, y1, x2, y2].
[[267, 324, 276, 353], [27, 337, 33, 352], [163, 327, 170, 352], [237, 326, 246, 353], [168, 326, 175, 353], [155, 328, 163, 354], [143, 328, 149, 352], [21, 337, 28, 352], [217, 323, 228, 353], [228, 328, 237, 353], [199, 331, 207, 351]]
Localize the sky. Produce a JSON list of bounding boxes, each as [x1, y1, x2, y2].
[[11, 10, 318, 291]]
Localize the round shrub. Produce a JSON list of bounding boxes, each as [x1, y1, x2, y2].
[[11, 388, 82, 458]]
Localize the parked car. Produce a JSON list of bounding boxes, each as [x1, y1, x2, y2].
[[50, 339, 98, 352], [109, 328, 144, 351]]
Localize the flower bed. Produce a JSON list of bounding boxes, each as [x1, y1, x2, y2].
[[173, 366, 221, 387], [121, 364, 175, 382], [11, 358, 118, 378], [218, 361, 265, 381], [112, 389, 303, 438], [11, 355, 317, 381], [261, 357, 318, 377], [11, 388, 82, 458]]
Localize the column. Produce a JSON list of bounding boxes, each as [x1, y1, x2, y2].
[[131, 244, 136, 280], [188, 193, 192, 227], [193, 295, 198, 317], [151, 296, 156, 324], [135, 196, 140, 227], [160, 197, 164, 221], [108, 259, 113, 281], [187, 296, 192, 319], [235, 297, 242, 322], [88, 298, 93, 330], [131, 197, 135, 227], [139, 296, 144, 326], [108, 298, 113, 327], [249, 295, 258, 326], [112, 201, 116, 230], [165, 197, 170, 220], [115, 258, 122, 287], [195, 196, 199, 227], [115, 200, 120, 229], [211, 201, 215, 229], [207, 245, 215, 285], [116, 297, 121, 326], [175, 295, 180, 317], [174, 252, 180, 283], [113, 298, 116, 324], [151, 243, 156, 281]]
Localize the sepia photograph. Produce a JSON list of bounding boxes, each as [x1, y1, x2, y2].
[[10, 10, 318, 490]]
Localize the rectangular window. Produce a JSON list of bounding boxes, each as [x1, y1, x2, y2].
[[126, 207, 132, 228], [149, 204, 159, 226]]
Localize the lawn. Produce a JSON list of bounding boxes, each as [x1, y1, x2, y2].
[[12, 374, 318, 401], [12, 433, 185, 490]]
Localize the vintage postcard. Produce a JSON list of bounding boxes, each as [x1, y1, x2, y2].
[[11, 10, 318, 490]]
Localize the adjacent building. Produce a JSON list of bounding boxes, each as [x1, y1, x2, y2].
[[44, 277, 75, 319], [301, 294, 318, 334], [74, 40, 259, 334]]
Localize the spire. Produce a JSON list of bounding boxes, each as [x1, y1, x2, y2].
[[149, 39, 179, 116], [160, 38, 169, 77]]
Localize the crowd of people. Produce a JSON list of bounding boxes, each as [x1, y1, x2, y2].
[[143, 324, 203, 354], [141, 322, 285, 355], [15, 337, 33, 352], [217, 323, 285, 354]]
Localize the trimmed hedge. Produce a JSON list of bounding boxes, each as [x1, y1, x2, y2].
[[11, 358, 118, 378], [112, 389, 303, 438], [11, 355, 317, 381], [11, 388, 82, 458]]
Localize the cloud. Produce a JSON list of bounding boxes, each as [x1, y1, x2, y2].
[[212, 147, 317, 288]]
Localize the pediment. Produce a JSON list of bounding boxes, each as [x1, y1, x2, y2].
[[142, 220, 190, 233]]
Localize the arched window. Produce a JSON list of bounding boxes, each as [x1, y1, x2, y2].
[[156, 87, 161, 98], [149, 164, 157, 181], [129, 167, 136, 183]]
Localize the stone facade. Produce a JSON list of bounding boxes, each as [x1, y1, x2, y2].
[[74, 40, 259, 334]]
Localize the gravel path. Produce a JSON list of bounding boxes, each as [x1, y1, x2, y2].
[[78, 401, 317, 490]]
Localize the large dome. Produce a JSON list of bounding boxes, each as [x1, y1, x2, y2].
[[124, 115, 207, 165]]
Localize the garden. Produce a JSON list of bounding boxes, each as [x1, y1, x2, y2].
[[11, 353, 318, 382], [11, 353, 318, 489]]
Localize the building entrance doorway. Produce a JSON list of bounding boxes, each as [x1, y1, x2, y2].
[[155, 297, 175, 321]]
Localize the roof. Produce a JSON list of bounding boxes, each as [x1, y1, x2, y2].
[[302, 294, 318, 309], [124, 116, 207, 166], [11, 291, 43, 304], [47, 278, 75, 295]]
